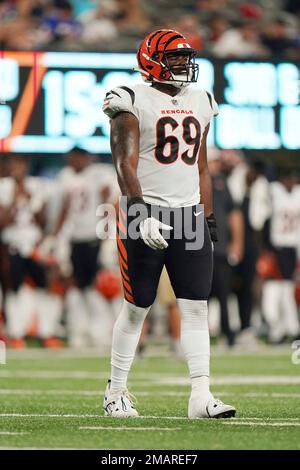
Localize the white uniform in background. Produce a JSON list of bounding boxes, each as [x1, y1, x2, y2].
[[269, 183, 300, 249], [0, 177, 62, 341], [58, 163, 118, 348], [0, 177, 44, 258], [227, 162, 270, 231], [58, 163, 117, 241], [262, 182, 300, 342]]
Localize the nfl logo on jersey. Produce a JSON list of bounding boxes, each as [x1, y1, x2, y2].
[[172, 99, 179, 106]]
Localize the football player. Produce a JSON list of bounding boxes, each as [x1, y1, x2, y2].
[[262, 171, 300, 343], [53, 148, 115, 347], [0, 156, 62, 348], [102, 29, 236, 418]]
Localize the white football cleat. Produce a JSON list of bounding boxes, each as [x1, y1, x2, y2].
[[188, 396, 236, 419], [103, 380, 139, 418]]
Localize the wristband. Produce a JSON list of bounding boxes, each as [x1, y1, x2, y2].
[[206, 213, 218, 242]]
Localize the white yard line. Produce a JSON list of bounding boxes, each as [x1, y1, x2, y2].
[[1, 371, 300, 385], [160, 376, 300, 385], [0, 371, 111, 379], [0, 389, 191, 397], [222, 421, 300, 427], [1, 389, 300, 399], [0, 432, 28, 435], [1, 413, 300, 422], [79, 426, 180, 431], [0, 370, 187, 380], [0, 389, 101, 396], [0, 447, 109, 450], [243, 392, 300, 398], [5, 345, 290, 359], [0, 413, 104, 418], [141, 416, 300, 421]]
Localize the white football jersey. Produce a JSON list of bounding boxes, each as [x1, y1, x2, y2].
[[269, 182, 300, 248], [103, 83, 218, 207], [0, 177, 45, 257], [58, 163, 117, 241]]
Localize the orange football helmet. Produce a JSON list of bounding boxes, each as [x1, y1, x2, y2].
[[136, 29, 199, 86], [256, 252, 282, 280], [95, 269, 122, 300]]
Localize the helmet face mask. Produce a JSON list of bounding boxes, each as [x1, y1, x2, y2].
[[137, 30, 199, 88], [161, 50, 199, 86]]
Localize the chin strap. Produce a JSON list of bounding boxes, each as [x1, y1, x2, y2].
[[133, 68, 190, 88], [132, 67, 150, 77]]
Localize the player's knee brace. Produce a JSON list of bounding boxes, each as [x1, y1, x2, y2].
[[177, 299, 208, 330]]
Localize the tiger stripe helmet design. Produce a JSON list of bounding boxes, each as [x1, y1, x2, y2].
[[136, 29, 199, 87]]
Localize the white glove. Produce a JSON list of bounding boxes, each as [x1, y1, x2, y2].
[[38, 235, 56, 258], [139, 217, 173, 250]]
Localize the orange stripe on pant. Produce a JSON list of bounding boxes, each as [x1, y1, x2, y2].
[[116, 232, 127, 262], [123, 278, 133, 295], [124, 291, 134, 303], [117, 219, 126, 238], [118, 254, 130, 282], [116, 216, 135, 303], [118, 250, 128, 271]]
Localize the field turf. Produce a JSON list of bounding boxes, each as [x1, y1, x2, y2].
[[0, 347, 299, 450]]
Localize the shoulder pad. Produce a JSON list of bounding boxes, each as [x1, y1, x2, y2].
[[102, 86, 136, 119]]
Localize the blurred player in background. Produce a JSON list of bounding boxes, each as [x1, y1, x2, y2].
[[208, 149, 244, 346], [262, 171, 300, 343], [0, 156, 62, 348], [52, 147, 113, 347], [102, 29, 236, 419], [234, 161, 267, 346], [225, 154, 270, 346]]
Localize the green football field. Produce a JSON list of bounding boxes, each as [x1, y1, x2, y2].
[[0, 346, 300, 450]]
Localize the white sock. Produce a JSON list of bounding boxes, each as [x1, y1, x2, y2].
[[191, 376, 212, 400], [177, 298, 213, 402], [36, 290, 62, 338], [65, 288, 89, 347], [5, 292, 23, 339], [19, 286, 36, 334], [5, 287, 35, 339], [47, 294, 63, 336], [110, 300, 151, 391], [281, 281, 300, 336], [262, 280, 283, 341], [84, 288, 111, 346]]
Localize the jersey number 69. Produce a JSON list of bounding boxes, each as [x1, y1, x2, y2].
[[155, 116, 201, 166]]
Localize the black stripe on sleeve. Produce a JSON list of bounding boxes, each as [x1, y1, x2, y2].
[[109, 90, 121, 99], [120, 86, 135, 105], [206, 91, 213, 110]]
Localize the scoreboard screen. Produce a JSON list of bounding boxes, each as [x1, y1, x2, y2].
[[0, 51, 299, 153]]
